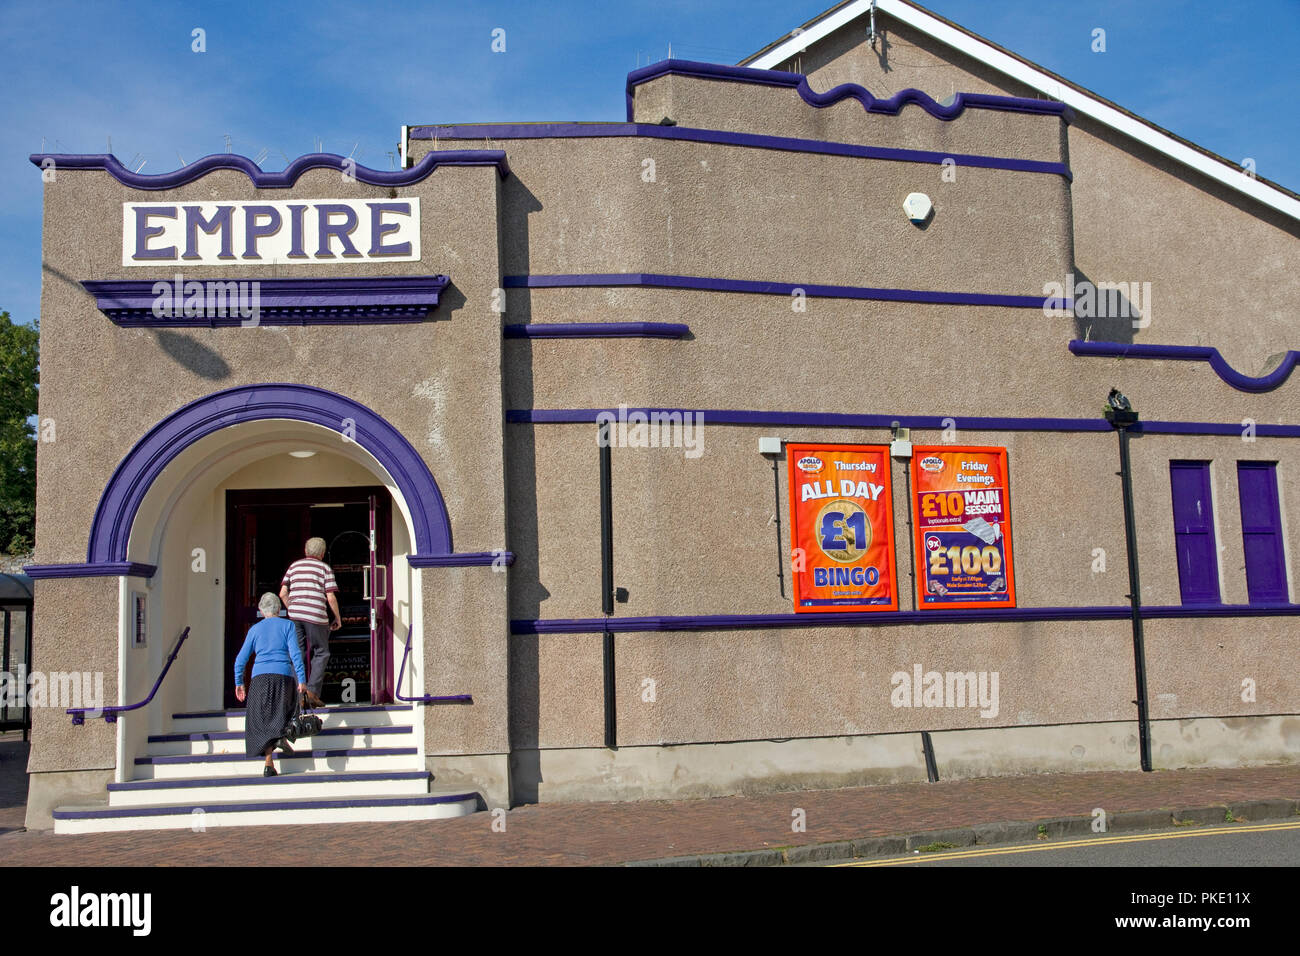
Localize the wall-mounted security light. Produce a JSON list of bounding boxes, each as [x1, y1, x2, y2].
[[1103, 387, 1138, 426], [903, 192, 933, 225], [889, 420, 912, 458], [759, 436, 783, 456]]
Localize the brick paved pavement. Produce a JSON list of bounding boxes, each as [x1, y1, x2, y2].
[[0, 764, 1296, 866]]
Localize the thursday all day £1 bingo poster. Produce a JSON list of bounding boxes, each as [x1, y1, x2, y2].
[[787, 443, 898, 612], [911, 445, 1016, 609]]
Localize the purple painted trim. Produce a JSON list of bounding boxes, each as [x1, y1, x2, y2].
[[87, 384, 453, 564], [135, 746, 417, 764], [506, 408, 1300, 438], [412, 123, 1070, 179], [108, 770, 430, 791], [623, 60, 1071, 123], [53, 792, 478, 819], [68, 628, 188, 724], [407, 551, 514, 568], [24, 561, 156, 579], [173, 703, 410, 719], [504, 322, 690, 339], [1069, 340, 1300, 393], [82, 275, 450, 327], [513, 603, 1300, 635], [504, 273, 1065, 310], [28, 150, 509, 190]]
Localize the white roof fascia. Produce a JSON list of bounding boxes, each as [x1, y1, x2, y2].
[[748, 0, 1300, 222]]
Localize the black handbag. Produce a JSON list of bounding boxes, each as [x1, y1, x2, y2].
[[282, 691, 323, 742]]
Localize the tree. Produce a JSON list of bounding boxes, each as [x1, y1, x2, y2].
[[0, 312, 38, 554]]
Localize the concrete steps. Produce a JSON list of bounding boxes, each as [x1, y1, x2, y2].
[[52, 703, 480, 834]]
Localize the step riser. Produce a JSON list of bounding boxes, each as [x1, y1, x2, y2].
[[110, 778, 430, 807], [147, 732, 416, 756], [135, 754, 418, 778], [54, 798, 477, 834], [171, 713, 409, 733]]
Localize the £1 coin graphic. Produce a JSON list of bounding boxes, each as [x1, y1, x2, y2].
[[815, 498, 872, 563]]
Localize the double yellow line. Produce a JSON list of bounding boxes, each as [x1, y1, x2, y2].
[[838, 819, 1300, 866]]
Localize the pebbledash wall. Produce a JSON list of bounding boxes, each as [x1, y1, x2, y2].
[[24, 9, 1300, 822]]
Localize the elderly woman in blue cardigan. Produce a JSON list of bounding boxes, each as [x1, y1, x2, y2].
[[234, 593, 307, 776]]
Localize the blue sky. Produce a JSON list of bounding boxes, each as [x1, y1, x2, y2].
[[3, 0, 1297, 327]]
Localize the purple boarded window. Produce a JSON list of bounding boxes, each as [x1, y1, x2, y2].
[[1170, 461, 1220, 605], [1237, 462, 1289, 604]]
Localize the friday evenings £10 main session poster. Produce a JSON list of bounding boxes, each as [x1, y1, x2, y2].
[[911, 445, 1016, 609], [787, 443, 898, 613]]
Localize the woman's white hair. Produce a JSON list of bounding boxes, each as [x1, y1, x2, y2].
[[305, 537, 327, 559], [258, 592, 282, 616]]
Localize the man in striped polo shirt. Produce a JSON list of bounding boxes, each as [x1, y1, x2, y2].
[[279, 537, 341, 702]]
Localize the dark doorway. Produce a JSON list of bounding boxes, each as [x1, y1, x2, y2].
[[224, 486, 393, 709]]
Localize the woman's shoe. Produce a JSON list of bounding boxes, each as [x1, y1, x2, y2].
[[263, 765, 278, 777]]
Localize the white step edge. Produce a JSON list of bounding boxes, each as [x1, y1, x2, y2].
[[171, 709, 411, 733], [109, 771, 431, 807], [54, 794, 478, 834], [146, 728, 416, 757], [134, 750, 418, 779]]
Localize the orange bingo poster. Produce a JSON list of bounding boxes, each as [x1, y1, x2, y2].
[[787, 443, 898, 612], [911, 446, 1016, 609]]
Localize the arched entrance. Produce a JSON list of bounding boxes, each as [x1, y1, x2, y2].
[[87, 383, 453, 566], [77, 384, 453, 769]]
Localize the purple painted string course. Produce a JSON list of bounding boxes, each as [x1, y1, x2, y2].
[[622, 59, 1073, 123], [503, 322, 690, 339], [504, 272, 1068, 310], [512, 603, 1300, 635], [507, 407, 1300, 438], [413, 122, 1070, 179], [1069, 340, 1300, 393], [28, 150, 509, 189]]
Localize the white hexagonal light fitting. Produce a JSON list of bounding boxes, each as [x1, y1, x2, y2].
[[903, 192, 933, 224]]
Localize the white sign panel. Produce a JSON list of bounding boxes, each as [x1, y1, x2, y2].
[[122, 198, 421, 266]]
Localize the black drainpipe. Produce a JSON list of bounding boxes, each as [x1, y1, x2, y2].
[[1106, 399, 1152, 772], [599, 421, 617, 750]]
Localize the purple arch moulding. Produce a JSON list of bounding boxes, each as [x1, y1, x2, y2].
[[27, 150, 510, 189], [81, 384, 453, 569], [1068, 340, 1300, 393], [623, 59, 1072, 123]]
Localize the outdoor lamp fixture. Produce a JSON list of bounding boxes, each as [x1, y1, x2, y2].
[[1103, 387, 1138, 426], [1104, 387, 1152, 773]]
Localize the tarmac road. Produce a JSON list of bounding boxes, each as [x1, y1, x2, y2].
[[836, 819, 1300, 866]]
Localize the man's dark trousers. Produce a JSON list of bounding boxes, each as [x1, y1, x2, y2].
[[293, 619, 331, 699]]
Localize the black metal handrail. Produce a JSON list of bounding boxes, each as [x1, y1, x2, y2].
[[393, 629, 471, 704], [68, 626, 190, 724]]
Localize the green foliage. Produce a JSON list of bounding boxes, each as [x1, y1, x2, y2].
[[915, 841, 958, 853], [0, 312, 39, 554]]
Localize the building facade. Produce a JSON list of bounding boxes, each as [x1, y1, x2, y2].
[[24, 0, 1300, 830]]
